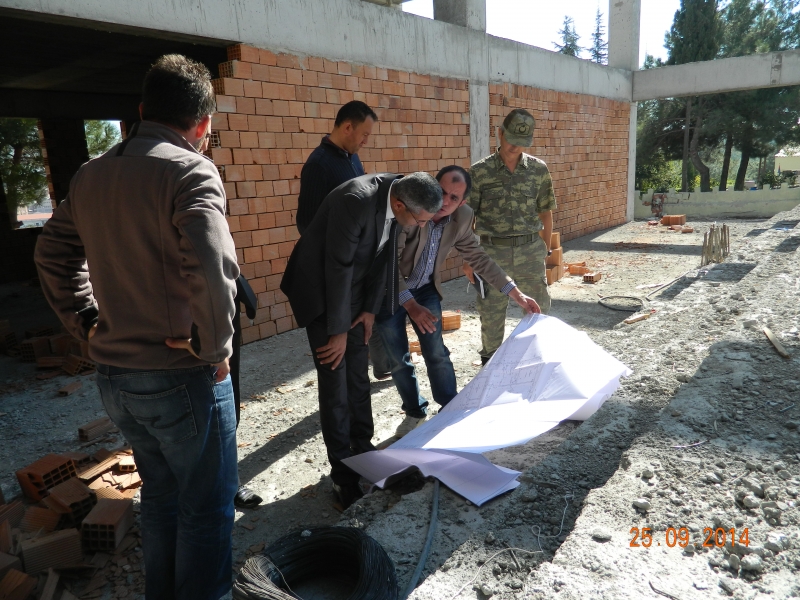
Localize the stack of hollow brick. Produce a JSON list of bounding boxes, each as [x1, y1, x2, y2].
[[209, 43, 470, 345], [489, 83, 630, 243], [545, 232, 565, 285], [1, 447, 140, 588]]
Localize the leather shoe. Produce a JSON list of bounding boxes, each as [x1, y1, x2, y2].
[[332, 482, 363, 512]]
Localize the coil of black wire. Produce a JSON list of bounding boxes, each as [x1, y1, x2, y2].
[[232, 526, 398, 600]]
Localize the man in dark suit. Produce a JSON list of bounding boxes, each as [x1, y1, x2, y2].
[[281, 172, 442, 509]]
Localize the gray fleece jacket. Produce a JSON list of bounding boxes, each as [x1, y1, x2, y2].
[[34, 121, 239, 369]]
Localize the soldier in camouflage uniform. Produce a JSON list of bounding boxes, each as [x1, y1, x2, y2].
[[467, 108, 555, 363]]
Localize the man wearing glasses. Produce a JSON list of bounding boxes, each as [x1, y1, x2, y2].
[[281, 172, 442, 509], [373, 166, 541, 438]]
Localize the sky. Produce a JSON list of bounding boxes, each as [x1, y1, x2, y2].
[[402, 0, 681, 66]]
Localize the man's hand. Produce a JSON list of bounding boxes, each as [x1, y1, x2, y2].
[[462, 262, 475, 284], [405, 298, 438, 334], [88, 324, 97, 340], [316, 332, 348, 370], [164, 338, 230, 383], [509, 288, 541, 314], [350, 312, 375, 345]]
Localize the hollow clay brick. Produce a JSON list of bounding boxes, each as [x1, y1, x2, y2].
[[81, 499, 134, 552], [20, 528, 82, 574], [19, 506, 60, 533], [0, 568, 35, 599], [16, 455, 77, 502]]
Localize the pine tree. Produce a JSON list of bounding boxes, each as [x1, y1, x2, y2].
[[0, 118, 47, 218], [590, 8, 608, 64], [665, 0, 720, 191], [553, 16, 581, 57]]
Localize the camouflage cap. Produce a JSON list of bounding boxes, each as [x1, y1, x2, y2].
[[501, 109, 535, 147]]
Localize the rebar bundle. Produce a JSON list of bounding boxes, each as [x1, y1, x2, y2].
[[232, 526, 398, 600], [700, 223, 730, 267]]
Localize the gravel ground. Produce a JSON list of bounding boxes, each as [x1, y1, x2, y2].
[[1, 215, 798, 599]]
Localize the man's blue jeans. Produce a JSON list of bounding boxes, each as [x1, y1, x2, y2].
[[96, 364, 238, 600], [374, 282, 458, 418]]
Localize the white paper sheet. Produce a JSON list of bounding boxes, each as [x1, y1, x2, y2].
[[343, 315, 631, 505]]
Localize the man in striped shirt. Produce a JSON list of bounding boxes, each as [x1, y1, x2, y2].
[[373, 166, 540, 438]]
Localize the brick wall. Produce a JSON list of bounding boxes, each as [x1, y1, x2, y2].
[[211, 46, 630, 344], [489, 83, 630, 243], [211, 44, 470, 344]]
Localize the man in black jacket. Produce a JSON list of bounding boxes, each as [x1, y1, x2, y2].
[[295, 101, 377, 235], [281, 172, 442, 509]]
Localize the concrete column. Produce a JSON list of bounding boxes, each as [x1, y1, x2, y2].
[[608, 0, 641, 222], [433, 0, 486, 31], [38, 119, 90, 208], [434, 0, 489, 163]]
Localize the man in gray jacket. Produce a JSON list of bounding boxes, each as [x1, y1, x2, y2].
[[375, 166, 540, 438], [35, 55, 239, 600]]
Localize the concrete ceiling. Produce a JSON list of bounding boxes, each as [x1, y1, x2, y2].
[[0, 11, 229, 120]]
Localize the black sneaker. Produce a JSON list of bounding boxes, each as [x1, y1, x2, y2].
[[332, 482, 364, 512]]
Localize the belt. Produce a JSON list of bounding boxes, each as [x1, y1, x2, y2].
[[480, 234, 536, 247]]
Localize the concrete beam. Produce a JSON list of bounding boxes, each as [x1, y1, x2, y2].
[[0, 89, 139, 120], [633, 50, 800, 100], [487, 36, 630, 101], [0, 0, 632, 102]]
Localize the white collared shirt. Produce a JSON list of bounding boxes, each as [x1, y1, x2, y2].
[[377, 180, 396, 254]]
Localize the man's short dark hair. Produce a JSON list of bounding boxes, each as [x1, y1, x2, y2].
[[142, 54, 216, 130], [334, 101, 378, 128], [435, 165, 472, 200], [393, 172, 442, 215]]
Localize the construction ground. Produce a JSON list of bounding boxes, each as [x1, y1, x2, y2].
[[1, 211, 799, 599]]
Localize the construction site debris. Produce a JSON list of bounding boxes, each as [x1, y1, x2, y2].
[[0, 552, 21, 579], [19, 506, 60, 534], [583, 272, 602, 283], [700, 222, 730, 266], [0, 568, 36, 600], [441, 310, 461, 331], [77, 455, 120, 482], [763, 326, 790, 358], [45, 478, 96, 526], [61, 354, 95, 376], [77, 417, 114, 442], [57, 382, 82, 397], [623, 313, 651, 324], [81, 499, 134, 552], [19, 338, 50, 363], [15, 455, 77, 502], [0, 502, 24, 528], [20, 528, 82, 574], [35, 356, 65, 369], [39, 568, 59, 600]]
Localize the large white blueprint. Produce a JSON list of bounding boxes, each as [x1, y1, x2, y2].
[[343, 314, 632, 505]]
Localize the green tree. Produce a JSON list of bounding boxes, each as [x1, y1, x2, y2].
[[0, 118, 47, 220], [589, 8, 608, 64], [85, 121, 121, 159], [665, 0, 721, 192], [554, 16, 581, 57]]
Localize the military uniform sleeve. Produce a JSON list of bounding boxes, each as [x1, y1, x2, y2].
[[536, 165, 556, 213], [467, 164, 484, 214]]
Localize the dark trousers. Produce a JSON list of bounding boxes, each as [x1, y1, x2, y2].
[[306, 313, 374, 486]]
